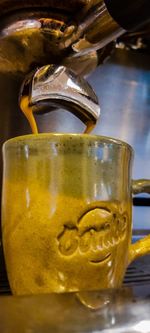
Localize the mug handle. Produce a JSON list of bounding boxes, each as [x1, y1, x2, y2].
[[128, 179, 150, 265]]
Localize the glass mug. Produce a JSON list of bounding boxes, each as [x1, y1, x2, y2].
[[2, 134, 150, 295]]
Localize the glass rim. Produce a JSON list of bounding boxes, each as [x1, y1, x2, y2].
[[3, 133, 134, 153]]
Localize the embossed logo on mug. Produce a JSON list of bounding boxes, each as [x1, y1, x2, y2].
[[57, 208, 127, 263]]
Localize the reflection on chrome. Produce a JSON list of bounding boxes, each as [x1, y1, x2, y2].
[[2, 19, 41, 36]]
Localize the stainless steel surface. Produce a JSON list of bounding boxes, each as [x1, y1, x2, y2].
[[89, 49, 150, 180], [0, 287, 150, 332], [62, 0, 124, 55], [22, 64, 100, 126]]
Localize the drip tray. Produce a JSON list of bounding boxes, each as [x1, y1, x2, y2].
[[0, 244, 150, 296], [124, 255, 150, 286]]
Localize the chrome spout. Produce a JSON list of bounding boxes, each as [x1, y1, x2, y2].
[[21, 64, 100, 127]]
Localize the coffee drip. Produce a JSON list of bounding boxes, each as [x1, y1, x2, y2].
[[20, 96, 38, 134]]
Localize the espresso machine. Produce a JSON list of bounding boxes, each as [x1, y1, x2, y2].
[[0, 0, 150, 142], [0, 0, 150, 331]]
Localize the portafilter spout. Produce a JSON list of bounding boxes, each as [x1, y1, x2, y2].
[[20, 64, 100, 131]]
